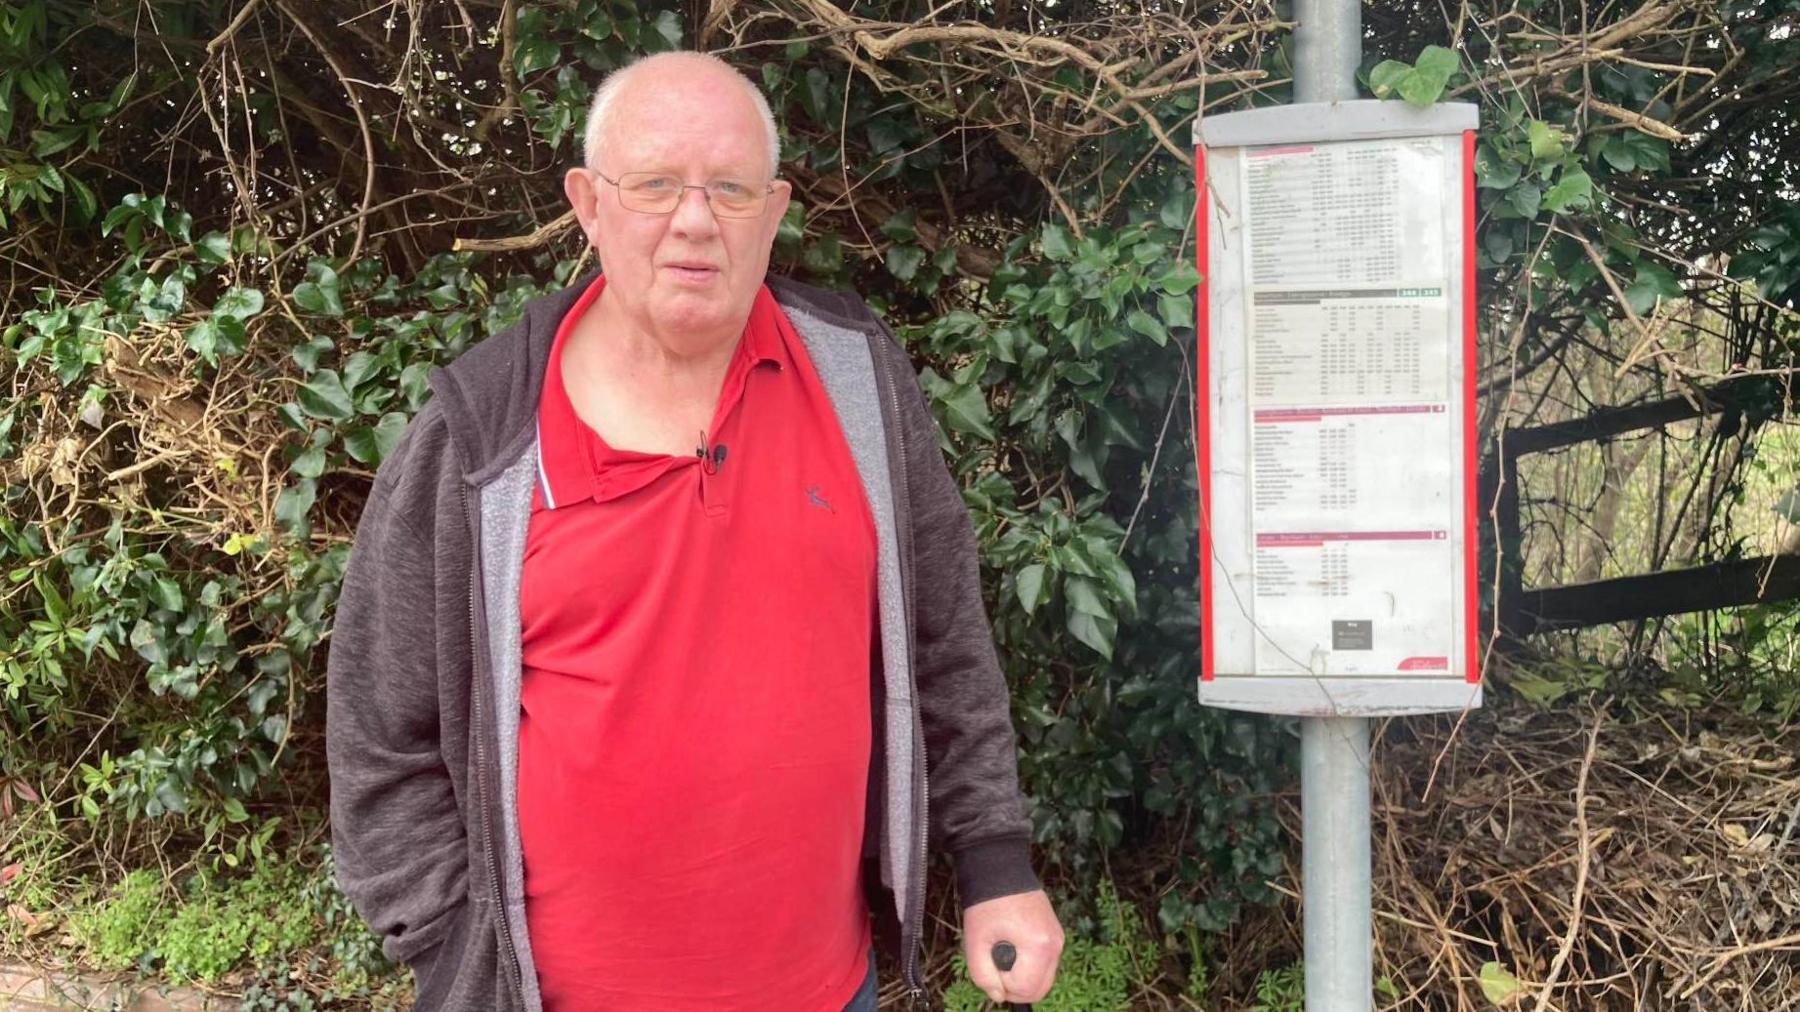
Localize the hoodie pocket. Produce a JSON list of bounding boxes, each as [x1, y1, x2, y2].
[[409, 899, 517, 1012]]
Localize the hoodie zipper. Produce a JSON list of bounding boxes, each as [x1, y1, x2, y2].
[[464, 481, 527, 1004], [874, 338, 932, 1009]]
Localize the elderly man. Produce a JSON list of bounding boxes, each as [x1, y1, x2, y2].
[[325, 51, 1062, 1011]]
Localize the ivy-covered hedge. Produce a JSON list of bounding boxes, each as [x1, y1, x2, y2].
[[2, 0, 1796, 998]]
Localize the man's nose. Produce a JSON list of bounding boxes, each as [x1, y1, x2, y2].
[[669, 185, 720, 238]]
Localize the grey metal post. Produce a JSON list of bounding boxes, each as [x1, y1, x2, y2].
[[1301, 717, 1372, 1010], [1293, 0, 1372, 1007], [1293, 0, 1362, 104]]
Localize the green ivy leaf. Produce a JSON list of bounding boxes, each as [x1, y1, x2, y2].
[[31, 125, 83, 157], [1156, 262, 1202, 295], [65, 174, 97, 220], [1483, 228, 1516, 264], [141, 274, 186, 323], [149, 576, 183, 612], [247, 678, 280, 717], [128, 617, 164, 665], [214, 286, 264, 320], [1127, 308, 1165, 345], [515, 37, 559, 77], [1415, 46, 1460, 78], [1623, 261, 1681, 314], [1478, 961, 1522, 1005], [1040, 224, 1073, 261], [1157, 293, 1194, 329], [1367, 60, 1411, 99], [293, 269, 344, 317], [344, 412, 409, 465], [885, 244, 925, 283], [1475, 146, 1522, 189], [195, 230, 231, 266], [1158, 191, 1193, 229], [274, 479, 316, 536], [1508, 180, 1542, 218], [648, 10, 683, 50], [1542, 169, 1594, 213], [1066, 609, 1117, 660], [1599, 134, 1638, 172], [867, 117, 906, 154], [1400, 45, 1459, 106], [1016, 563, 1049, 614], [291, 335, 332, 374], [296, 369, 354, 421], [400, 361, 432, 409], [340, 350, 380, 394], [185, 315, 247, 365], [802, 67, 831, 124], [1526, 119, 1566, 162], [880, 208, 918, 243], [101, 201, 137, 238], [1097, 553, 1138, 614], [291, 445, 326, 479], [1625, 131, 1671, 173], [939, 383, 995, 441], [1065, 575, 1112, 618], [154, 778, 189, 815], [165, 208, 193, 243]]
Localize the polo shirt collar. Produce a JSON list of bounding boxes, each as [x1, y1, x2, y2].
[[535, 277, 785, 511]]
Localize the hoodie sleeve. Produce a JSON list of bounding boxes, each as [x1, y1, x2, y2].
[[325, 472, 471, 968], [877, 331, 1044, 909]]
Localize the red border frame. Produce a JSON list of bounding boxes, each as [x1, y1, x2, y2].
[[1195, 133, 1484, 687], [1461, 130, 1481, 685], [1195, 148, 1216, 683]]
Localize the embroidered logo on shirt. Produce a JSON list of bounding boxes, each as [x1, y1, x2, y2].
[[805, 485, 836, 513]]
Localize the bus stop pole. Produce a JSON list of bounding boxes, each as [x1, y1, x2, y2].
[[1292, 0, 1374, 1007], [1301, 718, 1372, 1010]]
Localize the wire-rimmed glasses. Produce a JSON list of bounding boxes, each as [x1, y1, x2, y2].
[[595, 170, 775, 218]]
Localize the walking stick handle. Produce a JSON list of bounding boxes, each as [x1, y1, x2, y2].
[[989, 941, 1034, 1012]]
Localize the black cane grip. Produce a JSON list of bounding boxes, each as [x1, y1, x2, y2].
[[992, 941, 1017, 972], [989, 941, 1033, 1011]]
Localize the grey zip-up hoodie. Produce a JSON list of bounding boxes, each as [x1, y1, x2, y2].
[[324, 271, 1040, 1011]]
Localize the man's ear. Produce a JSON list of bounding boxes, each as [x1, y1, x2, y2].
[[764, 179, 794, 242], [564, 167, 603, 247]]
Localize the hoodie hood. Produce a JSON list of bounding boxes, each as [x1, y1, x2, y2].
[[425, 271, 591, 486]]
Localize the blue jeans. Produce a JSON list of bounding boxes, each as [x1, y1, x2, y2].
[[841, 949, 878, 1012]]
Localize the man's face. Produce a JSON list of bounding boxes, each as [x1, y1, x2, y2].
[[566, 64, 791, 350]]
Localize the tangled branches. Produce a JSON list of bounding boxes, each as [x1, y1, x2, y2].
[[710, 0, 1279, 244], [1363, 691, 1800, 1009]]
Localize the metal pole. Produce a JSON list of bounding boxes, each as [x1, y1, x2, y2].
[[1292, 0, 1362, 104], [1301, 717, 1372, 1011], [1293, 0, 1370, 1007]]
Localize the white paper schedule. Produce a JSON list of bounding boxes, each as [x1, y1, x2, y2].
[[1244, 139, 1447, 287], [1250, 290, 1449, 405], [1250, 406, 1454, 530], [1236, 137, 1459, 681], [1250, 531, 1455, 675]]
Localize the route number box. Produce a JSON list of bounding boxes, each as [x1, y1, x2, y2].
[[1194, 101, 1483, 716]]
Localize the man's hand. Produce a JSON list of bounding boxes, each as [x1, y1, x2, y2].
[[962, 889, 1064, 1005]]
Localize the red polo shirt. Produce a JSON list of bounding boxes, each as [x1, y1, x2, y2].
[[516, 276, 877, 1011]]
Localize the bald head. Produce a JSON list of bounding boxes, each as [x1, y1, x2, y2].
[[582, 52, 780, 177]]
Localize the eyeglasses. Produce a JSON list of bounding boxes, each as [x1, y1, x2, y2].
[[594, 170, 775, 218]]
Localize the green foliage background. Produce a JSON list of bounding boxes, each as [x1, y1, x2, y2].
[[1, 0, 1796, 1004]]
